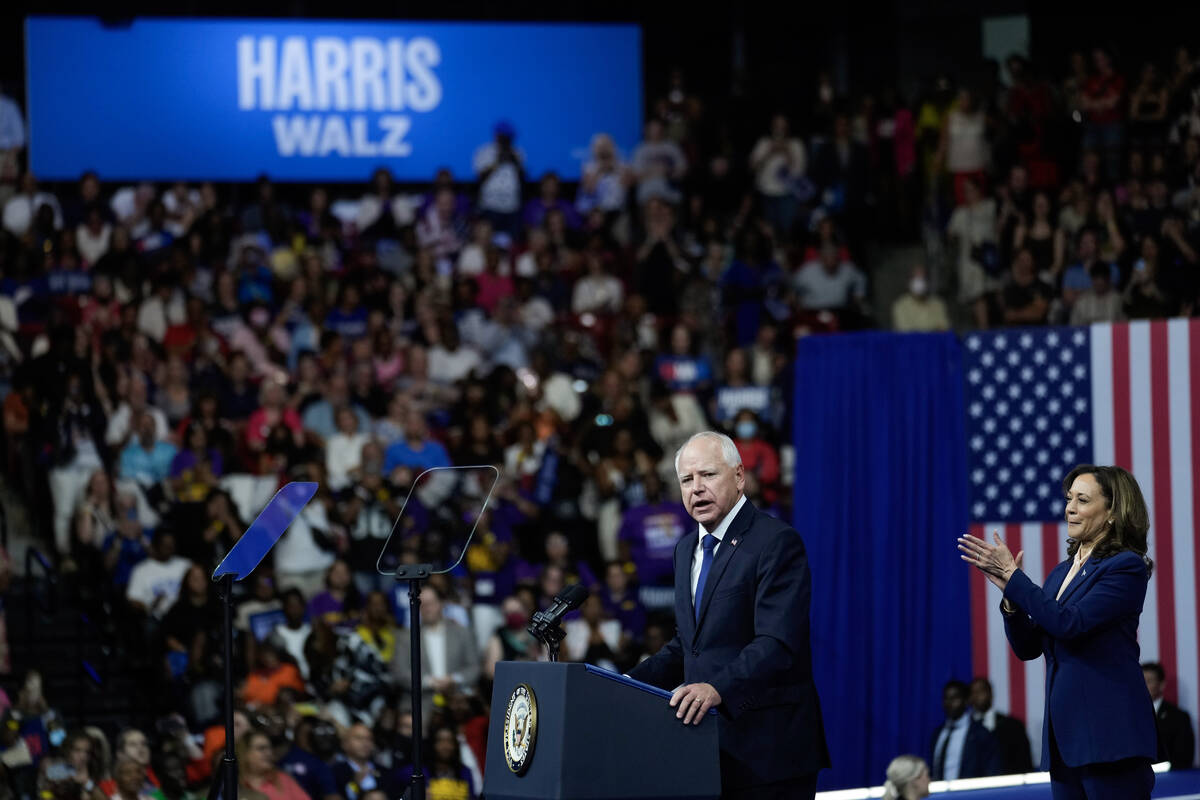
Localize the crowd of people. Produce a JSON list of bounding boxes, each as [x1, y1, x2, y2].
[[0, 42, 1197, 800]]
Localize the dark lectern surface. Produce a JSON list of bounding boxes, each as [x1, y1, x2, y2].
[[484, 661, 720, 800]]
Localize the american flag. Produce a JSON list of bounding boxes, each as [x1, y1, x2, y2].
[[964, 320, 1200, 767]]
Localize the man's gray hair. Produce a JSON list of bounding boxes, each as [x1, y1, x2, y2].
[[674, 431, 743, 476]]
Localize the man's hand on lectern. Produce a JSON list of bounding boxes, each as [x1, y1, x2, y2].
[[670, 682, 721, 725]]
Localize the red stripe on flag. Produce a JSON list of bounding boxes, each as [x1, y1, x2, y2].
[[1005, 523, 1027, 720], [1150, 321, 1178, 703], [1042, 522, 1062, 581], [969, 523, 989, 679], [1112, 323, 1133, 471]]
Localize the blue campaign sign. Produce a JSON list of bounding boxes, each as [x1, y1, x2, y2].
[[25, 17, 642, 182], [212, 481, 318, 582]]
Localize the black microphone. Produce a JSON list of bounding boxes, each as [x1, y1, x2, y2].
[[528, 583, 589, 636]]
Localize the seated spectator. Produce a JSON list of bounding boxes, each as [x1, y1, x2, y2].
[[892, 265, 950, 332], [929, 680, 1001, 780], [968, 678, 1033, 775], [416, 187, 468, 266], [2, 173, 62, 237], [474, 244, 516, 314], [396, 724, 476, 800], [393, 586, 479, 731], [125, 533, 190, 620], [54, 730, 108, 800], [308, 560, 361, 629], [571, 248, 624, 315], [107, 755, 163, 800], [791, 242, 868, 313], [601, 561, 646, 642], [237, 730, 309, 800], [99, 731, 161, 797], [241, 641, 304, 709], [882, 755, 930, 800], [1143, 661, 1195, 768], [712, 348, 774, 427], [1069, 261, 1125, 324], [302, 372, 370, 442], [333, 723, 402, 800], [564, 594, 623, 670], [996, 247, 1053, 326], [750, 113, 808, 239], [383, 408, 451, 476], [278, 716, 339, 800]]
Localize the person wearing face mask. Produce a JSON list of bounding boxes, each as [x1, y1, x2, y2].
[[959, 465, 1158, 800], [891, 265, 950, 332], [483, 595, 541, 681], [730, 411, 780, 507]]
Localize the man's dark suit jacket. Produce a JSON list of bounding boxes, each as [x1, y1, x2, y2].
[[1156, 699, 1196, 768], [628, 500, 830, 790], [929, 717, 1002, 780], [976, 711, 1034, 775]]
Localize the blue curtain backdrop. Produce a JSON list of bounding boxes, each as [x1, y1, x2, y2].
[[793, 332, 972, 790]]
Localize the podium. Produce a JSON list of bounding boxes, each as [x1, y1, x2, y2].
[[483, 662, 720, 800]]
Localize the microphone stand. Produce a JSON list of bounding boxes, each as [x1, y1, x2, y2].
[[394, 563, 431, 800], [527, 612, 568, 663]]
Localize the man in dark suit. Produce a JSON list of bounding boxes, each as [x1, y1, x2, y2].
[[1143, 662, 1196, 768], [930, 680, 1002, 780], [969, 677, 1034, 774], [628, 431, 829, 799]]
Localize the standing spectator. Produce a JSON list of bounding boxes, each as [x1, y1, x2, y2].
[[0, 88, 23, 206], [326, 406, 369, 492], [1143, 662, 1196, 768], [929, 680, 1001, 780], [2, 173, 62, 237], [749, 114, 807, 239], [268, 589, 313, 679], [996, 247, 1053, 326], [483, 595, 539, 680], [308, 560, 360, 629], [241, 641, 304, 709], [937, 90, 990, 205], [571, 248, 624, 315], [1124, 235, 1183, 318], [1069, 262, 1125, 324], [330, 591, 398, 725], [1082, 48, 1127, 181], [1129, 62, 1170, 151], [968, 678, 1033, 775], [118, 411, 178, 502], [392, 586, 479, 731], [632, 118, 688, 205], [891, 264, 950, 332], [653, 325, 714, 396], [563, 593, 623, 669], [1012, 192, 1063, 282], [395, 725, 475, 800], [731, 410, 780, 506], [383, 408, 451, 475], [472, 121, 525, 238], [576, 133, 632, 219], [125, 533, 190, 620], [600, 561, 646, 644], [616, 471, 693, 588], [712, 348, 774, 427], [946, 176, 999, 328], [1060, 229, 1119, 312], [791, 242, 868, 314]]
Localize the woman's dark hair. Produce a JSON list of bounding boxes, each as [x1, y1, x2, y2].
[[1061, 464, 1153, 576], [428, 724, 463, 769]]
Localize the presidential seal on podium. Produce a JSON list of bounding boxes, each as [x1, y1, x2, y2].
[[503, 682, 538, 775]]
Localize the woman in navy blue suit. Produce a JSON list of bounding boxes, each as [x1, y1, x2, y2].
[[958, 464, 1158, 800]]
